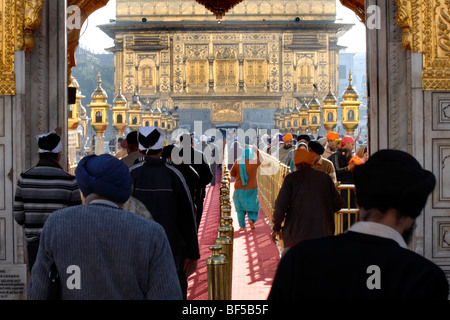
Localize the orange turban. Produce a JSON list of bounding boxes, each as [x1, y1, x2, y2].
[[294, 148, 315, 166], [326, 132, 339, 140], [282, 133, 293, 142]]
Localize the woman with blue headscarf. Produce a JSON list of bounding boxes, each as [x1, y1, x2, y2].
[[230, 146, 262, 231]]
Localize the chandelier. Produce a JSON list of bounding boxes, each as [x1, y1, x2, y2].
[[195, 0, 245, 20]]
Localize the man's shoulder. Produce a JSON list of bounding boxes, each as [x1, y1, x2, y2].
[[20, 165, 76, 181], [47, 205, 165, 236], [320, 157, 334, 165]]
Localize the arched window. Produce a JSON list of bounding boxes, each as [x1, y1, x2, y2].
[[154, 121, 158, 127], [312, 116, 317, 124], [95, 111, 102, 123], [348, 110, 355, 121], [302, 118, 307, 126], [145, 121, 150, 126], [132, 117, 138, 125], [299, 63, 314, 86], [294, 120, 298, 127], [141, 66, 153, 87], [117, 114, 123, 124], [328, 112, 334, 122]]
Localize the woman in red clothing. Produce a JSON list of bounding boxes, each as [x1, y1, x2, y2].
[[230, 145, 262, 231]]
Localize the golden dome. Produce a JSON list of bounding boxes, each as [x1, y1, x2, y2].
[[90, 72, 108, 102], [299, 99, 309, 112], [274, 106, 282, 115], [323, 84, 338, 105], [308, 93, 321, 110], [129, 91, 143, 110], [70, 75, 80, 90], [152, 105, 161, 114], [113, 84, 127, 106], [342, 70, 359, 100]]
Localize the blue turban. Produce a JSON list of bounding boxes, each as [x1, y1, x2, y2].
[[75, 154, 132, 204]]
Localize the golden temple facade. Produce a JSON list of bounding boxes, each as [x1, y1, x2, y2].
[[100, 0, 352, 132]]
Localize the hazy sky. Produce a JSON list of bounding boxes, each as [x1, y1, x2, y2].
[[78, 0, 366, 54]]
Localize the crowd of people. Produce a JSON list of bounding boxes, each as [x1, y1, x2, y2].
[[13, 128, 449, 300]]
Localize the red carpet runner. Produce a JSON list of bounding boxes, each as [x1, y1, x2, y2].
[[187, 172, 281, 300]]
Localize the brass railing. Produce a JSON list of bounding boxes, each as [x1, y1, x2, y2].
[[334, 183, 359, 235], [256, 152, 290, 252], [256, 152, 290, 226], [207, 144, 234, 300]]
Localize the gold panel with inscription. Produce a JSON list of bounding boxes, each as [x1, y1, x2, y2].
[[211, 102, 243, 123]]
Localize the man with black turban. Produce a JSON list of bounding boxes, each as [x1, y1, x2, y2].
[[269, 149, 449, 300], [13, 131, 82, 271]]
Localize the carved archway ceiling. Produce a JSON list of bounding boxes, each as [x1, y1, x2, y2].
[[339, 0, 366, 22]]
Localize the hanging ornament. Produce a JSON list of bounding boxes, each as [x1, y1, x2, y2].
[[195, 0, 245, 20]]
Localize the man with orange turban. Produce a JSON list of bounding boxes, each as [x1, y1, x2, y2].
[[323, 131, 339, 158], [272, 148, 343, 254], [277, 133, 295, 163]]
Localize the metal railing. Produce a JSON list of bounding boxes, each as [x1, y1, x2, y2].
[[206, 145, 234, 300], [334, 183, 359, 235]]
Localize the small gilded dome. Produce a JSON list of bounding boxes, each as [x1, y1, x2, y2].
[[323, 84, 338, 105], [291, 105, 300, 114], [90, 72, 108, 101], [129, 91, 143, 110], [112, 85, 127, 106], [308, 97, 321, 110], [70, 75, 80, 90], [342, 71, 359, 100], [274, 106, 282, 115], [300, 99, 309, 112]]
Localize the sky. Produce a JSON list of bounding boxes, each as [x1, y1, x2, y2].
[[78, 0, 366, 54]]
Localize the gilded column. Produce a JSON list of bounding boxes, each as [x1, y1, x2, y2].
[[88, 73, 110, 155]]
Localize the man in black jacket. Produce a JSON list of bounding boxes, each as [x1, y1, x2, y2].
[[179, 133, 213, 227], [130, 127, 199, 300], [269, 149, 449, 300]]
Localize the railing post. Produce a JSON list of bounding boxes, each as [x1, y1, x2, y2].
[[215, 227, 233, 300], [206, 245, 228, 300]]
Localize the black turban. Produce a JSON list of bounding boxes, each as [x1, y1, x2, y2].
[[308, 140, 325, 155], [297, 134, 311, 143], [353, 149, 436, 218], [37, 132, 62, 153]]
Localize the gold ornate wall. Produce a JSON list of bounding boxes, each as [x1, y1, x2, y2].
[[0, 0, 45, 95], [102, 10, 346, 129], [341, 0, 450, 91], [396, 0, 450, 90]]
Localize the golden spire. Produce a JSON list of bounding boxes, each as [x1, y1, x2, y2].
[[90, 72, 108, 102], [342, 70, 359, 101]]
